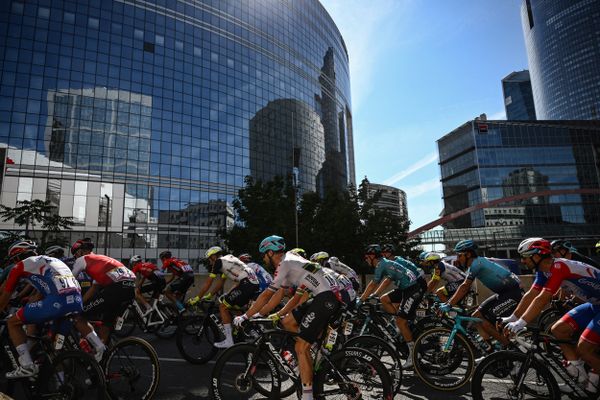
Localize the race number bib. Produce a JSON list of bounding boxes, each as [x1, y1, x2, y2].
[[53, 274, 81, 293], [107, 266, 135, 282], [181, 264, 193, 273]]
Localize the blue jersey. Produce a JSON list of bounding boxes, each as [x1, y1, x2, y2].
[[374, 258, 417, 290], [466, 257, 520, 293], [394, 256, 425, 278], [247, 262, 273, 292]]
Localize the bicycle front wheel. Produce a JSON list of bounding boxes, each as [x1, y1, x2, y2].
[[40, 350, 107, 400], [413, 327, 475, 391], [103, 336, 160, 400], [175, 316, 220, 364], [471, 350, 559, 400], [154, 303, 179, 339], [211, 343, 282, 400], [314, 347, 394, 400]]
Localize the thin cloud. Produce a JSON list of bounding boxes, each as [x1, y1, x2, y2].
[[488, 109, 507, 120], [382, 151, 438, 186], [320, 0, 412, 111], [405, 178, 442, 199]]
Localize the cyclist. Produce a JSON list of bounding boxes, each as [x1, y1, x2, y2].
[[44, 245, 66, 260], [159, 250, 194, 311], [130, 255, 166, 314], [360, 244, 422, 368], [551, 239, 600, 269], [423, 252, 466, 303], [311, 251, 360, 292], [0, 240, 102, 378], [71, 238, 136, 343], [290, 248, 307, 258], [233, 235, 341, 400], [238, 253, 273, 293], [188, 246, 225, 303], [504, 238, 600, 391], [382, 243, 427, 291], [443, 239, 522, 350]]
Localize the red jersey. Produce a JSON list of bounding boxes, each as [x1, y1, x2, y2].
[[72, 253, 135, 286], [132, 262, 161, 279], [161, 257, 193, 276]]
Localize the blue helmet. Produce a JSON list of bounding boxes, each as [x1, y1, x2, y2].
[[417, 251, 428, 261], [259, 235, 286, 254], [365, 244, 382, 256], [454, 240, 477, 253]]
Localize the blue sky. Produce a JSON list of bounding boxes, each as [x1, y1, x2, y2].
[[320, 0, 529, 230]]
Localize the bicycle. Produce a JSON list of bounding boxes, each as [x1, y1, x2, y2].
[[210, 319, 394, 400], [471, 326, 589, 400], [412, 305, 483, 391], [0, 316, 106, 399], [115, 295, 179, 339]]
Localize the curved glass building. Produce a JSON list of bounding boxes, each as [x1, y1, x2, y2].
[[521, 0, 600, 120], [0, 0, 354, 265]]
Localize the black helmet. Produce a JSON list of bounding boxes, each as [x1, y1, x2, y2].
[[71, 238, 94, 255], [159, 250, 172, 259], [550, 239, 575, 252], [381, 244, 396, 253], [365, 244, 382, 256]]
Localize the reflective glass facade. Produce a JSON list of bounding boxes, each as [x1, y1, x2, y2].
[[366, 183, 408, 219], [0, 0, 354, 265], [521, 0, 600, 120], [502, 70, 536, 121], [438, 120, 600, 234]]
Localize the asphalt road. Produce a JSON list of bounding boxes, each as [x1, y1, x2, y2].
[[141, 331, 474, 400]]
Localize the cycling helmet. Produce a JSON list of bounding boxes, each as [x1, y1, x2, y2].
[[518, 237, 552, 257], [424, 252, 442, 262], [130, 255, 142, 265], [550, 239, 576, 252], [159, 250, 172, 259], [259, 235, 286, 254], [44, 245, 65, 258], [364, 244, 382, 256], [238, 253, 252, 263], [290, 248, 307, 258], [310, 251, 329, 262], [205, 246, 223, 258], [417, 251, 428, 261], [454, 240, 478, 253], [8, 240, 37, 259], [381, 244, 396, 254], [71, 238, 94, 255]]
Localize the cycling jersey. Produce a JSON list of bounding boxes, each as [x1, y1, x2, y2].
[[4, 256, 81, 297], [72, 253, 135, 287], [162, 257, 193, 276], [132, 262, 162, 279], [465, 256, 520, 293], [246, 262, 273, 291], [269, 251, 339, 297], [323, 267, 356, 302], [533, 258, 600, 304], [394, 256, 425, 279], [571, 252, 600, 269], [373, 257, 417, 290], [214, 255, 259, 284], [432, 261, 466, 286], [327, 257, 359, 282]]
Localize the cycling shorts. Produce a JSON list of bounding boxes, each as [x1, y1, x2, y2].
[[168, 272, 194, 295], [561, 302, 600, 345], [140, 274, 167, 298], [350, 277, 360, 292], [385, 282, 425, 320], [17, 294, 83, 324], [83, 280, 135, 328], [221, 278, 259, 309], [477, 288, 522, 324], [292, 291, 340, 344]]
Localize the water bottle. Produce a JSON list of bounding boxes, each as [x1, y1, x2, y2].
[[54, 334, 65, 350], [325, 327, 338, 350], [115, 315, 125, 331], [343, 321, 354, 336], [282, 351, 299, 374], [79, 338, 93, 354]]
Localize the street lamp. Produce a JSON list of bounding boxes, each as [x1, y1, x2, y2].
[[104, 194, 110, 255]]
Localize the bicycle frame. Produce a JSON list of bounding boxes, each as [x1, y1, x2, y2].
[[441, 310, 481, 352]]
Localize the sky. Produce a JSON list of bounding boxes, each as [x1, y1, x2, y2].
[[319, 0, 529, 231]]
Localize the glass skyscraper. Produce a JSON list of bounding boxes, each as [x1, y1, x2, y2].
[[438, 120, 600, 237], [0, 0, 354, 265], [521, 0, 600, 120], [502, 70, 536, 121]]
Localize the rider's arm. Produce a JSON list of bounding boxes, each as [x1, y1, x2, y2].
[[427, 267, 441, 292], [520, 290, 553, 323], [258, 287, 285, 316], [373, 277, 392, 297], [208, 275, 226, 296], [447, 278, 473, 306], [512, 287, 541, 318], [360, 280, 377, 301], [83, 283, 99, 303], [242, 287, 277, 318], [0, 290, 11, 311], [195, 274, 214, 299], [276, 290, 304, 317]]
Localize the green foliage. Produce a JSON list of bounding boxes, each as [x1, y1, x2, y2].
[[222, 176, 421, 274]]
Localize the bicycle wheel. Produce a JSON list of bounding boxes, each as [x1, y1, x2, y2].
[[314, 347, 394, 400], [413, 327, 475, 391], [103, 336, 160, 400], [211, 343, 282, 400], [471, 350, 559, 400], [39, 350, 107, 399], [113, 305, 138, 338], [175, 316, 220, 364], [344, 335, 402, 394], [154, 303, 179, 339]]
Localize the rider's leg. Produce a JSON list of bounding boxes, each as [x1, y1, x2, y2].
[[135, 287, 151, 313], [473, 310, 508, 345], [380, 294, 398, 314], [435, 287, 448, 303], [73, 316, 106, 355], [7, 314, 34, 372], [551, 320, 578, 360], [295, 338, 314, 400]]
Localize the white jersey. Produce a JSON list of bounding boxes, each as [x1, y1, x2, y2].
[[246, 262, 273, 290], [323, 267, 356, 301], [433, 261, 466, 284], [327, 257, 359, 282], [216, 255, 259, 284], [270, 251, 338, 296]]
